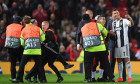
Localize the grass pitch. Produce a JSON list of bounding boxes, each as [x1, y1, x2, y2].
[[0, 74, 140, 84]]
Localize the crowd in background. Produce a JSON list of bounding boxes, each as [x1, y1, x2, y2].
[[0, 0, 140, 61]]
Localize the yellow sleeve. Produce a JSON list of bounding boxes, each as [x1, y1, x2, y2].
[[20, 33, 25, 47], [39, 28, 45, 42], [97, 23, 108, 37]]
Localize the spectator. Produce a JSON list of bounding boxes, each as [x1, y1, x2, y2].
[[64, 0, 77, 22], [0, 48, 8, 61], [76, 0, 88, 13], [32, 4, 47, 26], [135, 10, 140, 49], [0, 5, 3, 19], [0, 32, 5, 51], [110, 0, 120, 7], [0, 20, 6, 35], [8, 2, 17, 18], [0, 0, 8, 12], [66, 39, 76, 58], [61, 18, 72, 33], [95, 0, 107, 16], [59, 45, 68, 61], [49, 13, 60, 33], [44, 0, 58, 11], [1, 12, 8, 25], [0, 20, 6, 50], [17, 0, 24, 17], [135, 50, 140, 60], [77, 6, 87, 22], [46, 1, 60, 21], [127, 0, 138, 10], [62, 25, 75, 39], [75, 0, 88, 25], [69, 45, 80, 61], [129, 11, 138, 38], [62, 34, 72, 48], [23, 0, 32, 16]]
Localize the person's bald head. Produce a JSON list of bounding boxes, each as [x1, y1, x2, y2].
[[86, 10, 93, 19], [42, 21, 49, 31], [31, 19, 38, 26]]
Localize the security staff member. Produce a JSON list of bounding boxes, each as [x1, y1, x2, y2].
[[12, 16, 46, 83], [25, 20, 73, 83], [25, 21, 63, 83], [91, 15, 109, 82], [77, 14, 114, 82], [5, 16, 23, 81]]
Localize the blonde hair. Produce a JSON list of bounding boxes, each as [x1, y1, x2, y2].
[[23, 16, 31, 24]]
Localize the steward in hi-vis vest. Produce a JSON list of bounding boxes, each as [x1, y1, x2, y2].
[[12, 16, 46, 83], [24, 21, 74, 83], [5, 16, 24, 81], [81, 21, 108, 52], [5, 19, 23, 48], [76, 14, 114, 82], [20, 23, 45, 55]]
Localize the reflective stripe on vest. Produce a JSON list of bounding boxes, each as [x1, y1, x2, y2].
[[5, 36, 21, 48], [81, 22, 101, 48], [22, 25, 40, 50], [5, 23, 23, 48], [24, 37, 41, 50]]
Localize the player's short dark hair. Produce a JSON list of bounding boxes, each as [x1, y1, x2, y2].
[[13, 16, 22, 24], [112, 9, 119, 14], [82, 14, 90, 21]]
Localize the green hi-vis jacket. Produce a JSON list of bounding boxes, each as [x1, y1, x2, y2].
[[20, 23, 45, 55], [85, 23, 108, 52]]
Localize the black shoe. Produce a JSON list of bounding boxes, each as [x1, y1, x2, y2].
[[12, 79, 24, 83], [84, 79, 92, 82], [64, 64, 74, 69], [33, 78, 38, 83], [92, 78, 96, 82], [20, 79, 24, 83], [39, 80, 47, 83], [97, 78, 107, 82], [25, 77, 32, 82], [56, 77, 63, 83], [108, 78, 115, 82]]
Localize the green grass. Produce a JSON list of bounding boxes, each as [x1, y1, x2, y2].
[[0, 74, 140, 84]]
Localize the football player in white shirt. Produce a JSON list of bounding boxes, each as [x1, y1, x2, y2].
[[110, 9, 134, 82]]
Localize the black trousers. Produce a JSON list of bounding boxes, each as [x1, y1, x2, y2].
[[84, 51, 114, 80], [110, 46, 116, 74], [16, 55, 45, 81], [8, 47, 23, 79], [26, 45, 61, 80]]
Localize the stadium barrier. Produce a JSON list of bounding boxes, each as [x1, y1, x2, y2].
[[0, 61, 140, 74]]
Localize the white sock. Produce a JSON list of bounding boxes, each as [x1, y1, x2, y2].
[[126, 61, 131, 78], [99, 68, 104, 79], [118, 62, 123, 78], [91, 71, 96, 78]]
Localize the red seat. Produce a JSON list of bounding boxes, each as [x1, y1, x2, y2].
[[120, 2, 126, 7]]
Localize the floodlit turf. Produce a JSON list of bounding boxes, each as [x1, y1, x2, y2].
[[0, 74, 140, 84]]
